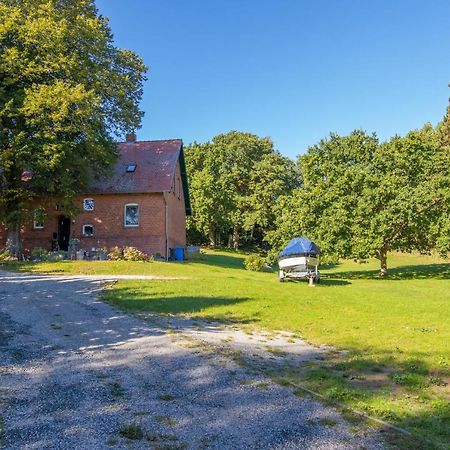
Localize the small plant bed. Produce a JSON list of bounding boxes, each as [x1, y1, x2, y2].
[[1, 250, 449, 448]]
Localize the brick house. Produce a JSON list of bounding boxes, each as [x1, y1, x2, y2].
[[0, 136, 191, 259]]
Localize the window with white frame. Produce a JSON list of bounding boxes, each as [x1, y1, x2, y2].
[[124, 204, 139, 227], [33, 209, 45, 229], [82, 224, 94, 237], [83, 198, 95, 211]]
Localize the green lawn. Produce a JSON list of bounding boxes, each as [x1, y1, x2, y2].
[[2, 250, 449, 448]]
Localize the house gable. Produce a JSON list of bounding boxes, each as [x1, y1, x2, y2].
[[89, 139, 191, 215]]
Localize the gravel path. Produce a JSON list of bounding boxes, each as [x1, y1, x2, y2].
[[0, 271, 386, 449]]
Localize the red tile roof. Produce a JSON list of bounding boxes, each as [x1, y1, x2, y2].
[[90, 139, 183, 194]]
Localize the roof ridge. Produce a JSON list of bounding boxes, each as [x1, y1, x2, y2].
[[117, 138, 183, 144]]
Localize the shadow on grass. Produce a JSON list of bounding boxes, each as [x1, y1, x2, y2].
[[318, 278, 352, 286], [330, 263, 450, 281], [0, 261, 38, 273], [281, 347, 450, 449], [198, 253, 245, 269], [0, 253, 247, 274], [0, 261, 81, 274], [281, 277, 351, 286], [105, 288, 253, 318]]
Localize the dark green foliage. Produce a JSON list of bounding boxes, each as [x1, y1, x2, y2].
[[0, 0, 147, 257], [244, 254, 267, 272], [185, 131, 299, 248], [119, 423, 143, 440]]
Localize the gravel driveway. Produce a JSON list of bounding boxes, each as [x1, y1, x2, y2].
[[0, 270, 386, 449]]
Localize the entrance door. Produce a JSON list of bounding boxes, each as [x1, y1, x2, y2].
[[58, 216, 71, 251]]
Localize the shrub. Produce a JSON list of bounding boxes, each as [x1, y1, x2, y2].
[[107, 246, 149, 262], [0, 248, 17, 262], [47, 251, 67, 262], [244, 254, 267, 272], [151, 252, 165, 261], [122, 246, 149, 262], [31, 247, 50, 261], [187, 251, 206, 261], [108, 246, 124, 261], [96, 247, 109, 260]]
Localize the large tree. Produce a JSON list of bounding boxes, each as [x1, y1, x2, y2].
[[269, 127, 450, 274], [185, 131, 299, 248], [0, 0, 147, 258]]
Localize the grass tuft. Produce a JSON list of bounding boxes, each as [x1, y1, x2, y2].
[[119, 423, 143, 440], [155, 415, 178, 427], [158, 394, 175, 401]]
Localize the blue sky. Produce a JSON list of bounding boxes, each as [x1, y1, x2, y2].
[[96, 0, 450, 158]]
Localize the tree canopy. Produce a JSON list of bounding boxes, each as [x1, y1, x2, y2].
[[269, 126, 450, 274], [185, 131, 299, 248], [0, 0, 147, 257]]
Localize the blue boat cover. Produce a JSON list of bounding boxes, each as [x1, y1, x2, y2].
[[278, 237, 321, 259]]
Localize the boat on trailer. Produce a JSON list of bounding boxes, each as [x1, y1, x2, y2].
[[278, 237, 321, 283]]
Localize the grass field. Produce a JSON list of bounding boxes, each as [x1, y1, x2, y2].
[[2, 251, 449, 448]]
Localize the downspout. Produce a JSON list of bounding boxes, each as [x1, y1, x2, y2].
[[163, 192, 169, 261]]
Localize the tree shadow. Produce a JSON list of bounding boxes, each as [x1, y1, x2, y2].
[[1, 326, 378, 449], [280, 277, 351, 286], [0, 262, 35, 273], [278, 346, 450, 449], [330, 263, 450, 281], [105, 286, 253, 321], [318, 278, 352, 286], [197, 253, 245, 269]]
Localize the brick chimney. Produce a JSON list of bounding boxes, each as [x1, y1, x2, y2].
[[126, 132, 137, 143]]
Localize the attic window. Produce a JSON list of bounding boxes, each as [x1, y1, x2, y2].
[[126, 164, 137, 173]]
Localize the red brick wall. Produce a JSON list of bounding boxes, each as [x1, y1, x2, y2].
[[72, 193, 167, 257], [1, 193, 168, 257]]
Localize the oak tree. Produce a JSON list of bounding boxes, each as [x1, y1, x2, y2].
[[0, 0, 147, 258], [269, 127, 450, 274]]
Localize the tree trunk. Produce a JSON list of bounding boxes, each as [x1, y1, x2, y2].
[[232, 225, 239, 250], [6, 219, 23, 260], [379, 250, 388, 277], [208, 228, 216, 246]]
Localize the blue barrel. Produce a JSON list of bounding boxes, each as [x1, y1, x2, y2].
[[174, 247, 184, 261]]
